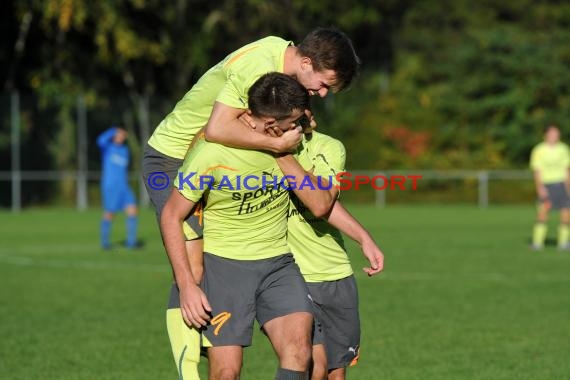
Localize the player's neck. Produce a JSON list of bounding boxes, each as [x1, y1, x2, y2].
[[283, 46, 300, 77]]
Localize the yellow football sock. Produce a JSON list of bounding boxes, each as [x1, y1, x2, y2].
[[166, 308, 201, 380], [532, 223, 547, 248]]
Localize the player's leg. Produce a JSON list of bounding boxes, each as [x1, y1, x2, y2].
[[309, 294, 327, 380], [556, 182, 570, 250], [311, 344, 328, 380], [307, 276, 360, 380], [166, 297, 202, 380], [165, 222, 205, 378], [200, 253, 259, 379], [257, 254, 314, 379], [123, 187, 139, 248], [532, 191, 550, 250], [327, 368, 347, 380], [263, 313, 312, 372], [207, 346, 243, 380], [100, 210, 114, 249], [143, 145, 204, 376], [101, 186, 119, 249], [558, 207, 570, 249]]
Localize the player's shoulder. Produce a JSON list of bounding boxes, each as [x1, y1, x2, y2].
[[224, 36, 290, 65], [531, 142, 546, 153], [310, 131, 346, 153]]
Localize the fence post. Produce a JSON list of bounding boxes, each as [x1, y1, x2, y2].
[[138, 95, 150, 207], [374, 172, 386, 207], [478, 170, 489, 208], [76, 95, 88, 210], [11, 91, 21, 213]]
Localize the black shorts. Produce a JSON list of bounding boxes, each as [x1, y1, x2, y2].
[[307, 275, 361, 370], [542, 182, 570, 210], [142, 144, 203, 239], [201, 253, 313, 347]]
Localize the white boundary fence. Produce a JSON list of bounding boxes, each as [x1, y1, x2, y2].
[[349, 170, 532, 208], [2, 91, 151, 213], [0, 169, 533, 212], [2, 91, 534, 212]]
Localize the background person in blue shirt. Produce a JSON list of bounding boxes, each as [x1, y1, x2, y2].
[[97, 127, 139, 249]]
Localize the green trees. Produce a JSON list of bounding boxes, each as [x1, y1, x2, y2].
[[2, 0, 569, 180]]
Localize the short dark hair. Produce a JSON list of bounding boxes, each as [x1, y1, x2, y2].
[[248, 72, 310, 120], [297, 27, 360, 92], [544, 124, 559, 134]]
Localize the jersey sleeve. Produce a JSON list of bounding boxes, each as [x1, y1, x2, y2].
[[529, 146, 542, 171], [311, 138, 346, 187], [215, 50, 277, 109], [174, 142, 217, 202], [97, 128, 117, 151], [563, 145, 570, 168]]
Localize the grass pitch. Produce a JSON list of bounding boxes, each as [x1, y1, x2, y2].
[[1, 205, 569, 379]]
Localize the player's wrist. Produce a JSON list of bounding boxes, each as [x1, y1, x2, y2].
[[175, 274, 198, 290], [267, 135, 288, 153]]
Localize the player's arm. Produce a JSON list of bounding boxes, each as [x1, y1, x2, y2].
[[160, 189, 212, 328], [326, 201, 384, 276], [204, 102, 302, 153], [96, 127, 117, 150], [276, 152, 337, 218], [533, 170, 548, 200], [530, 149, 548, 199]]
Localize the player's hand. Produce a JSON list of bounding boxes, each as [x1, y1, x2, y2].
[[265, 125, 284, 137], [275, 126, 303, 152], [361, 238, 384, 277], [303, 109, 317, 133], [179, 283, 212, 328], [238, 110, 256, 129]]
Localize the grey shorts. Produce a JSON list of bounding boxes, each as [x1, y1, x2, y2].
[[142, 144, 203, 239], [543, 182, 570, 210], [201, 252, 313, 347], [307, 275, 360, 370], [167, 283, 182, 309]]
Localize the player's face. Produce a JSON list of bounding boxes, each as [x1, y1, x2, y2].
[[269, 109, 305, 132], [297, 61, 337, 98], [113, 129, 128, 144], [545, 127, 560, 144]]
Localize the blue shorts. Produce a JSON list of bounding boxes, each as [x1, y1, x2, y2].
[[102, 186, 136, 212]]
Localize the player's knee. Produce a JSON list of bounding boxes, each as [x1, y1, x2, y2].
[[126, 205, 138, 216], [283, 337, 312, 369], [211, 366, 240, 380], [328, 368, 346, 380]]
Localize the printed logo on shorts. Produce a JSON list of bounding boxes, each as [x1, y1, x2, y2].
[[211, 311, 232, 336], [348, 345, 360, 367]]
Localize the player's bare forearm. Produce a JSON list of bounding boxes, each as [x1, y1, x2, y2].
[[327, 201, 370, 244], [327, 201, 384, 275], [534, 171, 547, 199], [161, 190, 212, 327], [204, 102, 295, 152], [160, 189, 198, 288], [276, 154, 336, 218]]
